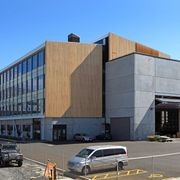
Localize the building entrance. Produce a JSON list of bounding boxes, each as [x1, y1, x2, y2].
[[155, 96, 180, 137], [33, 119, 41, 140], [53, 125, 67, 141], [156, 109, 179, 136]]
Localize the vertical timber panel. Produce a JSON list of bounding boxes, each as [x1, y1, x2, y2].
[[45, 42, 102, 117], [108, 33, 135, 61]]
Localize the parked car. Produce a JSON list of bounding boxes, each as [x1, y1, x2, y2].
[[96, 133, 112, 140], [73, 133, 94, 142], [67, 145, 128, 175], [0, 143, 23, 167]]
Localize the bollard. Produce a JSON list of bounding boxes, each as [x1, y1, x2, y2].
[[85, 156, 87, 176], [44, 160, 57, 180], [116, 159, 119, 180]]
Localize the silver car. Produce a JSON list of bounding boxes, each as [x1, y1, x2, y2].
[[68, 145, 128, 175]]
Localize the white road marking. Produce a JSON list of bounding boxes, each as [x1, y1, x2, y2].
[[129, 152, 180, 160], [47, 144, 54, 147]]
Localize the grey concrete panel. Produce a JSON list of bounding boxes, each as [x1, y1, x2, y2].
[[134, 54, 155, 76], [134, 107, 155, 140], [135, 91, 155, 108], [106, 92, 134, 109], [156, 77, 180, 95], [106, 107, 134, 118], [106, 74, 134, 94], [135, 75, 155, 92], [156, 58, 180, 80], [106, 54, 134, 80]]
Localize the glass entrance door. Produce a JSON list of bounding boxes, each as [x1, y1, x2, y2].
[[33, 119, 41, 140], [53, 125, 67, 141]]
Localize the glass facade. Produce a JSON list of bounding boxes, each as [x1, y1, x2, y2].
[[0, 49, 45, 117]]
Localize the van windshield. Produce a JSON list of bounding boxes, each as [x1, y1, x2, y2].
[[76, 148, 93, 158]]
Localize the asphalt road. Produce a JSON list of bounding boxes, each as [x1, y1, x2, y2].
[[2, 139, 180, 179]]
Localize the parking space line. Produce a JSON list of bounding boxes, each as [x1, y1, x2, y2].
[[104, 174, 109, 179], [88, 169, 148, 179], [92, 175, 97, 180], [149, 174, 163, 178]]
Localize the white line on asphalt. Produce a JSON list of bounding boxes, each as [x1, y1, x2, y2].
[[128, 152, 180, 160], [47, 144, 54, 147], [24, 156, 65, 172]]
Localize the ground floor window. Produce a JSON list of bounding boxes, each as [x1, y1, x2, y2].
[[1, 125, 6, 135], [7, 125, 13, 136], [23, 125, 31, 139], [53, 124, 67, 141]]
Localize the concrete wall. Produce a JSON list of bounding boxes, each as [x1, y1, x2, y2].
[[43, 118, 104, 141], [106, 54, 135, 139], [134, 54, 155, 140], [155, 58, 180, 96], [106, 53, 180, 140]]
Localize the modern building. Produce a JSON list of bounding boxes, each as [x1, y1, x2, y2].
[[0, 32, 180, 141]]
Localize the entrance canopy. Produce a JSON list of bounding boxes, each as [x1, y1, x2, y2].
[[156, 98, 180, 109]]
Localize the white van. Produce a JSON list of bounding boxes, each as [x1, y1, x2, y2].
[[67, 145, 128, 174]]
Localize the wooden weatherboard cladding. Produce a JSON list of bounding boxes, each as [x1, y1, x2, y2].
[[108, 33, 170, 60], [108, 33, 135, 61], [45, 42, 102, 118]]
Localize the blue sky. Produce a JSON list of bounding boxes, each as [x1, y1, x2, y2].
[[0, 0, 180, 69]]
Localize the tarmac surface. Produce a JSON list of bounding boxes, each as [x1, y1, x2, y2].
[[1, 138, 180, 179]]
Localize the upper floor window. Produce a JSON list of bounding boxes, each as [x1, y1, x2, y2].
[[27, 57, 32, 72], [3, 72, 6, 83], [38, 51, 44, 67], [32, 54, 38, 69], [14, 66, 18, 77], [22, 61, 27, 74], [18, 63, 22, 76], [10, 68, 14, 80]]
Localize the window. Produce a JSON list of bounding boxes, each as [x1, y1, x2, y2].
[[92, 150, 103, 158], [22, 61, 27, 74], [103, 149, 114, 157], [76, 148, 94, 158], [22, 81, 26, 94], [32, 54, 38, 69], [32, 99, 38, 113], [1, 125, 6, 135], [23, 125, 31, 132], [32, 77, 37, 91], [27, 79, 31, 92], [38, 51, 44, 67], [10, 68, 14, 80], [18, 63, 22, 76], [14, 66, 17, 77], [38, 75, 44, 90], [114, 149, 126, 155], [27, 58, 32, 72]]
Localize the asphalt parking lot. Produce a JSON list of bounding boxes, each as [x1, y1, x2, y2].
[[3, 139, 180, 179]]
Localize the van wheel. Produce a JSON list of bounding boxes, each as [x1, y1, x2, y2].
[[118, 162, 123, 170], [82, 166, 90, 175]]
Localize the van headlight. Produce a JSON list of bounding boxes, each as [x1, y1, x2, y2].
[[76, 162, 83, 167]]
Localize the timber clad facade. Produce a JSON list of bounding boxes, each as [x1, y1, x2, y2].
[[1, 32, 179, 142], [45, 42, 102, 118]]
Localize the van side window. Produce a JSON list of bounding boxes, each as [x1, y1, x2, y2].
[[92, 150, 103, 158], [114, 148, 126, 155], [103, 149, 114, 156]]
